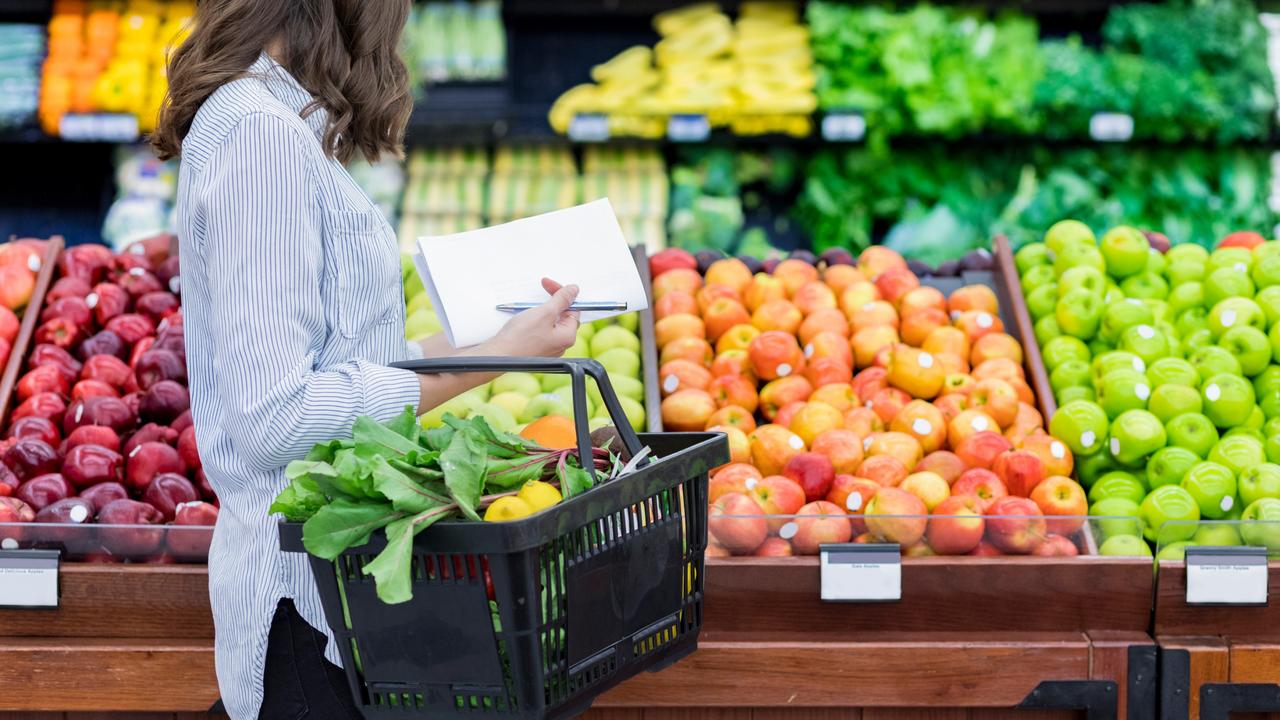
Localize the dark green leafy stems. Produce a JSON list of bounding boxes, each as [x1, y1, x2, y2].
[[270, 407, 616, 604]]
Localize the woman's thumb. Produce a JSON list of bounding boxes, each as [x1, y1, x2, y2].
[[546, 284, 579, 316]]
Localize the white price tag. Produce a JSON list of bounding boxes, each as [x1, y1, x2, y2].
[[567, 113, 610, 143], [1185, 547, 1268, 606], [1089, 112, 1134, 142], [821, 112, 866, 142], [667, 114, 710, 142], [820, 544, 901, 602], [0, 550, 59, 608], [59, 113, 140, 143]]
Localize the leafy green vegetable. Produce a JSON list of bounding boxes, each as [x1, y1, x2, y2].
[[440, 425, 487, 521], [301, 499, 402, 560]]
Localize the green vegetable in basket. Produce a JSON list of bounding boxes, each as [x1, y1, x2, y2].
[[271, 407, 623, 604]]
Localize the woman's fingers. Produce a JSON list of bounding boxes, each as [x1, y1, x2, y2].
[[541, 277, 564, 295], [543, 283, 579, 318]]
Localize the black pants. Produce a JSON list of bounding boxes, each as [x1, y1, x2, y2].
[[259, 598, 363, 720]]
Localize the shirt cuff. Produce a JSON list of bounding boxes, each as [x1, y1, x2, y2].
[[357, 360, 422, 421], [404, 339, 425, 361]]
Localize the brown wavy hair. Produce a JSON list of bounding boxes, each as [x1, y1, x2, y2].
[[152, 0, 412, 163]]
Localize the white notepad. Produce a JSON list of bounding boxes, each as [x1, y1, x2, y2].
[[413, 199, 649, 348]]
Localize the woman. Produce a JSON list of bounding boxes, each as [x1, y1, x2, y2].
[[152, 2, 579, 718]]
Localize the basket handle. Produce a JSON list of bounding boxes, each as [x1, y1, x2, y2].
[[390, 357, 646, 484]]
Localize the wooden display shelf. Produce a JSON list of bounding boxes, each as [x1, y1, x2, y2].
[[1155, 560, 1280, 719]]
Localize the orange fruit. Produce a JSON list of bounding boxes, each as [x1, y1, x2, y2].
[[520, 415, 577, 449]]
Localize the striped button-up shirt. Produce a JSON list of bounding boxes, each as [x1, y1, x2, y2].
[[176, 52, 422, 719]]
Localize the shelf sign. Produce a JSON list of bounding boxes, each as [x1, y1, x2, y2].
[[568, 113, 610, 143], [820, 543, 901, 602], [1089, 112, 1134, 142], [0, 549, 59, 609], [1185, 546, 1268, 606], [667, 113, 710, 142], [821, 112, 866, 142], [59, 113, 140, 143]]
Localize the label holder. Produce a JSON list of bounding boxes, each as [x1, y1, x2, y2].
[[0, 549, 61, 610], [1089, 112, 1134, 142], [821, 111, 867, 142], [820, 543, 901, 603], [567, 113, 610, 143], [667, 113, 711, 143], [1185, 546, 1268, 607]]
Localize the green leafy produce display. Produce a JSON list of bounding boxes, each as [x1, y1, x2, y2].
[[667, 147, 800, 255]]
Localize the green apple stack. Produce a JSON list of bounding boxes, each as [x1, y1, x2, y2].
[[402, 256, 649, 433], [1020, 222, 1280, 555]]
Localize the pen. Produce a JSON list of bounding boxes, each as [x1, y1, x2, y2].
[[496, 301, 628, 313]]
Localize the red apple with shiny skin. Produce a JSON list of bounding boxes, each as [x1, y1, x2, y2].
[[782, 452, 836, 502], [984, 496, 1047, 555]]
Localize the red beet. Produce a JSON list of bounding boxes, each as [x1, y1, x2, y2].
[[135, 291, 180, 322], [62, 425, 121, 454], [105, 313, 155, 345], [29, 344, 83, 384], [12, 393, 66, 425], [143, 473, 198, 522], [46, 277, 92, 303], [171, 409, 193, 434], [88, 282, 130, 325], [34, 317, 83, 350], [134, 349, 186, 389], [96, 499, 164, 556], [63, 396, 136, 436], [62, 444, 124, 490], [177, 426, 201, 470], [16, 365, 71, 402], [3, 439, 60, 480], [140, 380, 190, 425], [125, 442, 185, 492], [15, 474, 73, 511], [40, 296, 93, 328], [77, 330, 128, 361], [7, 416, 60, 447], [78, 481, 128, 513], [80, 354, 132, 389]]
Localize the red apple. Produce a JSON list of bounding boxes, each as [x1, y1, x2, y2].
[[709, 492, 768, 555], [1032, 534, 1080, 557], [782, 452, 836, 502], [1029, 475, 1087, 537], [926, 495, 985, 555], [788, 500, 853, 555], [750, 475, 806, 530], [984, 497, 1046, 555], [863, 487, 928, 545], [752, 537, 793, 557], [950, 468, 1009, 512]]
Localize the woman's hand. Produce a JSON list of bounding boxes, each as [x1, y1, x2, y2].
[[488, 278, 581, 357]]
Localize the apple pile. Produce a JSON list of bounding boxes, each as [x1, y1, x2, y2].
[[0, 238, 217, 562], [0, 239, 49, 370], [1020, 221, 1280, 558], [648, 246, 1097, 558]]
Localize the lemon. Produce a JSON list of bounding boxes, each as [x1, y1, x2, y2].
[[484, 496, 535, 522], [517, 480, 563, 512]]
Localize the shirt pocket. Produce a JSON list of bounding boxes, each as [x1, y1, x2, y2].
[[324, 208, 401, 340]]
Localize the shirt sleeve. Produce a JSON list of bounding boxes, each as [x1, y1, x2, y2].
[[199, 112, 421, 472]]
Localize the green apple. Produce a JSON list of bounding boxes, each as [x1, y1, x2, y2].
[[1025, 283, 1060, 321], [1165, 412, 1219, 458], [540, 373, 571, 392], [1056, 288, 1104, 339], [1267, 433, 1280, 463], [1104, 283, 1126, 305], [419, 393, 484, 429], [1193, 523, 1243, 546], [1034, 316, 1062, 345], [1042, 336, 1091, 372], [406, 290, 432, 316], [520, 392, 574, 423], [1189, 347, 1243, 383], [1209, 246, 1254, 273], [1099, 534, 1154, 557], [578, 322, 596, 341], [1119, 324, 1172, 365], [1109, 409, 1166, 465], [1265, 416, 1280, 438], [1219, 326, 1272, 376], [1208, 297, 1267, 338], [1049, 400, 1110, 457], [1181, 461, 1239, 519], [471, 403, 518, 434], [1100, 299, 1154, 344], [405, 308, 443, 340], [616, 312, 639, 334], [493, 372, 543, 398], [1167, 282, 1206, 316], [1256, 286, 1280, 328], [1239, 463, 1280, 506], [1059, 266, 1107, 297], [1266, 323, 1280, 370], [1120, 272, 1169, 300], [1205, 267, 1256, 307], [1248, 405, 1267, 430], [1255, 240, 1280, 263], [1148, 446, 1201, 489], [1045, 219, 1096, 255], [1100, 225, 1149, 278], [1168, 244, 1210, 265], [1078, 451, 1122, 488], [617, 395, 646, 431], [553, 385, 596, 418], [1091, 497, 1144, 539], [1175, 308, 1209, 341], [1089, 339, 1116, 358], [1226, 429, 1266, 444], [1156, 541, 1195, 561], [1257, 366, 1280, 396], [1144, 299, 1171, 324], [1092, 351, 1146, 386], [596, 347, 641, 378], [588, 416, 614, 432], [1049, 359, 1092, 396], [1201, 373, 1257, 428], [1259, 385, 1280, 420], [563, 336, 591, 359], [1240, 498, 1280, 551], [1140, 485, 1201, 543], [608, 374, 645, 402], [1016, 242, 1052, 274], [1055, 242, 1107, 278], [1148, 384, 1203, 424], [589, 325, 640, 357], [1147, 357, 1200, 388], [489, 391, 531, 420], [1251, 254, 1280, 289], [1088, 471, 1148, 505], [1057, 386, 1096, 405], [1096, 369, 1150, 419], [1168, 258, 1207, 286]]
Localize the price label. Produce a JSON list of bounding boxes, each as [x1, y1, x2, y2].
[[567, 113, 610, 143], [59, 113, 140, 143], [820, 543, 901, 602], [0, 550, 59, 609], [821, 112, 866, 142], [667, 113, 710, 142], [1089, 112, 1134, 142], [1185, 546, 1268, 606]]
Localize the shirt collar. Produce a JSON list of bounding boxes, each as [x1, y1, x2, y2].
[[247, 51, 328, 142]]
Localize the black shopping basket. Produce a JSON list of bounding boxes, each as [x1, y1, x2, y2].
[[279, 357, 728, 719]]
